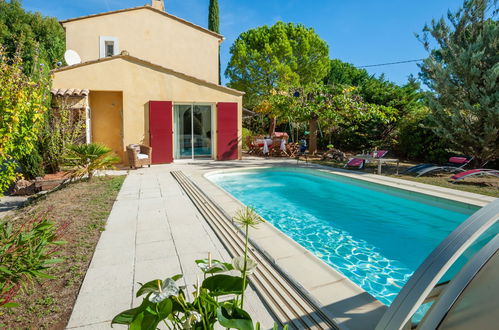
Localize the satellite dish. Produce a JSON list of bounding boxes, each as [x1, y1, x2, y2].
[[64, 49, 82, 66]]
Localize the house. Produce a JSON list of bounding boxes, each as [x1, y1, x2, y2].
[[51, 0, 243, 164]]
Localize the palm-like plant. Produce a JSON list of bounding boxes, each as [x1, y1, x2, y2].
[[64, 143, 119, 180]]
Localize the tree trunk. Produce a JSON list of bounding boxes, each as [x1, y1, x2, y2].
[[268, 116, 276, 136], [309, 114, 318, 154]]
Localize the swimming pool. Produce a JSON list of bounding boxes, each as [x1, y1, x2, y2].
[[208, 168, 479, 306]]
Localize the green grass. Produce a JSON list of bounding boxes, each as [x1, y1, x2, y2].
[[390, 174, 499, 198]]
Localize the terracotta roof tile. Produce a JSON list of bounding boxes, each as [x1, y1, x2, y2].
[[51, 88, 90, 97]]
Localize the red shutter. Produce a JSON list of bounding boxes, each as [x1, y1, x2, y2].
[[149, 101, 173, 164], [217, 102, 238, 160]]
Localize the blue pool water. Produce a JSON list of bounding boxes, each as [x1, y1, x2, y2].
[[208, 168, 478, 306]]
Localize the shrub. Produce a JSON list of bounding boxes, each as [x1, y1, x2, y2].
[[0, 47, 49, 194], [64, 143, 120, 180], [398, 111, 452, 163], [40, 101, 87, 174], [18, 147, 45, 180], [0, 218, 65, 308], [242, 128, 253, 150]]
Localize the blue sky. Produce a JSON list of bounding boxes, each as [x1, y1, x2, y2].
[[24, 0, 463, 86]]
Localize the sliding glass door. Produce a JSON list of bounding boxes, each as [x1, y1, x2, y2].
[[174, 104, 212, 159]]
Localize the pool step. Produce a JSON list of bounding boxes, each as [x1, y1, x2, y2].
[[171, 171, 339, 330]]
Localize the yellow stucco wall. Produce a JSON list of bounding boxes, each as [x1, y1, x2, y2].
[[63, 7, 220, 84], [52, 57, 242, 163], [89, 91, 124, 160]]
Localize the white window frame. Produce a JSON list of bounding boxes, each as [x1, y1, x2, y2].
[[99, 36, 119, 58]]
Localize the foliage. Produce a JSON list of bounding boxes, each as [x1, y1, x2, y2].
[[64, 143, 119, 180], [418, 0, 499, 166], [18, 145, 45, 179], [208, 0, 221, 84], [0, 47, 49, 194], [0, 0, 65, 74], [398, 108, 453, 163], [233, 207, 264, 309], [208, 0, 220, 33], [226, 21, 330, 108], [325, 59, 425, 151], [242, 128, 254, 150], [324, 59, 370, 86], [112, 207, 269, 330], [0, 218, 65, 309], [40, 100, 87, 174]]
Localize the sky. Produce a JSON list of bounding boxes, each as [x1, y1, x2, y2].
[[23, 0, 464, 86]]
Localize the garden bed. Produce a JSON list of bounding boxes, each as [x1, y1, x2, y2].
[[1, 175, 125, 329]]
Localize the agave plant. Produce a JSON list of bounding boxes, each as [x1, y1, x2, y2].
[[64, 143, 119, 180]]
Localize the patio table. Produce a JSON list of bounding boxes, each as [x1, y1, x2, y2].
[[255, 138, 273, 154], [354, 155, 400, 175]]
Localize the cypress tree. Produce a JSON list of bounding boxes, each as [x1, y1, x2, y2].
[[208, 0, 220, 33], [418, 0, 498, 166], [208, 0, 221, 84]]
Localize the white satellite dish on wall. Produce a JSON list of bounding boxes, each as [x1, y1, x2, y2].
[[64, 49, 82, 66]]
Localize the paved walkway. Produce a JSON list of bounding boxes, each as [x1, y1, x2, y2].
[[0, 195, 28, 219], [67, 165, 275, 329]]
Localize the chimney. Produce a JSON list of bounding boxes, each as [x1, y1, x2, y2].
[[151, 0, 165, 11]]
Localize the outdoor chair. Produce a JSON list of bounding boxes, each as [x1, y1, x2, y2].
[[345, 158, 365, 169], [415, 156, 473, 177], [403, 155, 473, 175], [345, 149, 388, 170], [449, 169, 499, 182], [246, 136, 258, 155], [269, 136, 287, 157], [286, 143, 299, 158], [127, 144, 152, 169]]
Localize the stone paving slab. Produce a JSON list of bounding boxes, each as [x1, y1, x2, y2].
[[66, 166, 276, 329]]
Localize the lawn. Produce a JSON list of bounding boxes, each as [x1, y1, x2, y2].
[[1, 176, 125, 329], [313, 159, 499, 198]]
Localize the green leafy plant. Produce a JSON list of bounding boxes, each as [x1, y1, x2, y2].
[[0, 218, 66, 309], [232, 206, 264, 309], [40, 98, 87, 174], [112, 207, 278, 330], [18, 145, 45, 179], [0, 46, 50, 194], [64, 143, 120, 180]]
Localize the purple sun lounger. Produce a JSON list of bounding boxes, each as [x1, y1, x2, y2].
[[450, 169, 499, 182]]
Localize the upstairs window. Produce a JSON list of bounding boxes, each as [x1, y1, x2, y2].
[[99, 36, 119, 58], [105, 41, 115, 57]]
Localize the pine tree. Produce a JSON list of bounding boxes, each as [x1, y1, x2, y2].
[[208, 0, 221, 84], [418, 0, 498, 166]]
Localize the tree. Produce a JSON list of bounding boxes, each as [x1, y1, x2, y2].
[[208, 0, 221, 84], [0, 47, 49, 194], [325, 59, 424, 151], [208, 0, 220, 33], [0, 0, 65, 74], [226, 22, 330, 109], [324, 59, 370, 87], [418, 0, 498, 166]]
